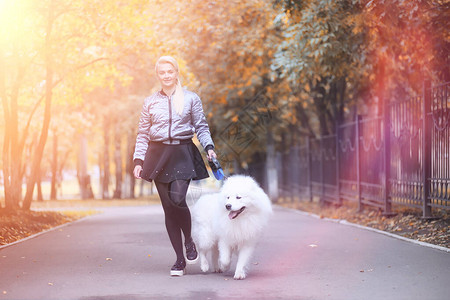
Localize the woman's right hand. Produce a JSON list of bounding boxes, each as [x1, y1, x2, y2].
[[133, 165, 142, 179]]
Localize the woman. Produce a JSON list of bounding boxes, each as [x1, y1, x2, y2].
[[133, 56, 217, 276]]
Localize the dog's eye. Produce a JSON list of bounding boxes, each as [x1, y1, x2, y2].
[[236, 196, 241, 199], [227, 196, 230, 199]]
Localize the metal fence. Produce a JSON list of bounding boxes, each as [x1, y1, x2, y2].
[[279, 81, 449, 218]]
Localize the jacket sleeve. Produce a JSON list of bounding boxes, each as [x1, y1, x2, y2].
[[133, 97, 152, 165], [191, 94, 215, 151]]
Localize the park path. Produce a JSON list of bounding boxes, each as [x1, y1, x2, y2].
[[0, 203, 449, 300]]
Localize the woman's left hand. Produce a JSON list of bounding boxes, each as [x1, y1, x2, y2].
[[207, 149, 217, 161]]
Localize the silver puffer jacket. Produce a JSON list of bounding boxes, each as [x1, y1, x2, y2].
[[133, 89, 214, 162]]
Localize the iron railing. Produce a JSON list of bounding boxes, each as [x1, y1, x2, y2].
[[278, 80, 449, 218]]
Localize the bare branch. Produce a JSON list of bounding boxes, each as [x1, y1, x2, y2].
[[19, 57, 108, 152]]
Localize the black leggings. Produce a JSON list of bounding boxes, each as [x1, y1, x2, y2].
[[155, 180, 192, 261]]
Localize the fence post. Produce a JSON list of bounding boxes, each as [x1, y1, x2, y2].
[[422, 80, 432, 218], [383, 92, 393, 215], [307, 137, 313, 202], [320, 136, 325, 204], [356, 115, 362, 212], [289, 147, 295, 202]]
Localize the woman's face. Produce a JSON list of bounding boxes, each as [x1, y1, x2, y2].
[[156, 62, 178, 90]]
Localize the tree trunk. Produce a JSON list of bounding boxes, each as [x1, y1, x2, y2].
[[125, 131, 136, 198], [139, 179, 144, 197], [113, 124, 122, 199], [50, 130, 58, 200], [98, 152, 103, 198], [295, 102, 316, 137], [102, 116, 111, 199], [0, 43, 10, 210], [78, 133, 94, 199], [37, 170, 44, 202], [1, 42, 24, 210], [337, 76, 347, 121], [266, 129, 278, 201], [57, 149, 70, 198], [22, 4, 55, 210]]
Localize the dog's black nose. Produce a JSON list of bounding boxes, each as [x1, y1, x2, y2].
[[225, 204, 232, 211]]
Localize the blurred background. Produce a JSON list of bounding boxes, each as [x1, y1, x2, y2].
[[0, 0, 448, 217]]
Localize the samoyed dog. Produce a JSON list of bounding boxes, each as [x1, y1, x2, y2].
[[191, 175, 273, 279]]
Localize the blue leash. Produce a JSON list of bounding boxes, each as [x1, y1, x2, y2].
[[208, 156, 226, 180]]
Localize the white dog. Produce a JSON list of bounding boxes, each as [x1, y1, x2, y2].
[[191, 175, 273, 279]]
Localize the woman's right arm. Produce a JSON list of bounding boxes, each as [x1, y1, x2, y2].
[[133, 98, 152, 177]]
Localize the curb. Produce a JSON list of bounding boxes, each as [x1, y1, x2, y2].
[[0, 212, 101, 251], [276, 205, 450, 253]]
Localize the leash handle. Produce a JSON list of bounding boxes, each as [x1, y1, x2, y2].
[[208, 156, 225, 180], [209, 156, 221, 171]]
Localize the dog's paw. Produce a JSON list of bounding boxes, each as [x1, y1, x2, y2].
[[219, 260, 230, 271], [233, 270, 247, 280], [213, 267, 224, 273], [200, 261, 209, 273]]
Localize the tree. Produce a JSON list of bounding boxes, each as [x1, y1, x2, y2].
[[273, 0, 367, 137], [361, 0, 448, 101], [1, 0, 44, 209], [1, 0, 154, 209], [154, 1, 284, 166]]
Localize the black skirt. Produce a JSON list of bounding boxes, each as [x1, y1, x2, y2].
[[141, 139, 209, 183]]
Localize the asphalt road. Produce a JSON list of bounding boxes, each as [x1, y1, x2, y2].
[[0, 204, 449, 300]]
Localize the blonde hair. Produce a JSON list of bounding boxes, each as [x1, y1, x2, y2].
[[155, 56, 184, 115]]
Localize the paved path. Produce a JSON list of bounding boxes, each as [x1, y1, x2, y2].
[[0, 204, 449, 300]]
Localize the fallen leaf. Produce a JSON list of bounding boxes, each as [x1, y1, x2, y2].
[[48, 283, 53, 286], [106, 258, 112, 261], [3, 291, 7, 295], [309, 244, 318, 248]]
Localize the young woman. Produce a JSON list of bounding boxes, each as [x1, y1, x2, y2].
[[133, 56, 217, 276]]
